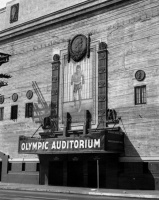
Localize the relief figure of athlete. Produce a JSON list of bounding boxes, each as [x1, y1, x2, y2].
[[71, 65, 85, 112]]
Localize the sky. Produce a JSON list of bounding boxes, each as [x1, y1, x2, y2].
[[0, 0, 11, 9]]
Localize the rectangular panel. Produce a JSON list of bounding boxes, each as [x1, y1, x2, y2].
[[59, 45, 97, 127], [18, 133, 106, 154]]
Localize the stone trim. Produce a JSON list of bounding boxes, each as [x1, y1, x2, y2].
[[8, 158, 39, 162]]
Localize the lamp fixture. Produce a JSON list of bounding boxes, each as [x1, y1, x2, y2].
[[0, 81, 8, 88], [0, 53, 11, 66]]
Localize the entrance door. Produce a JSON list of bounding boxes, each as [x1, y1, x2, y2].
[[67, 161, 83, 187], [88, 160, 106, 188], [48, 161, 63, 186], [88, 161, 97, 188], [0, 161, 2, 181]]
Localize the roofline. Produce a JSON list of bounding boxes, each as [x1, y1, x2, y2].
[[0, 0, 125, 43]]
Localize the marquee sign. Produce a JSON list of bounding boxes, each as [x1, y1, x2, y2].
[[18, 133, 106, 154]]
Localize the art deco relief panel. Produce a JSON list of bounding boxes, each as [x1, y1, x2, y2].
[[59, 42, 99, 129]]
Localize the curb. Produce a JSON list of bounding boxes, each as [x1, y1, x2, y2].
[[0, 185, 159, 199], [88, 191, 159, 199]]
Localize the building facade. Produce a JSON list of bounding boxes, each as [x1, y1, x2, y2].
[[0, 0, 159, 189]]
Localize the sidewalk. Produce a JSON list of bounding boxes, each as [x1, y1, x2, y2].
[[0, 182, 159, 199]]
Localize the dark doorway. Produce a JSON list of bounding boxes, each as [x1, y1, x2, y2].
[[67, 161, 83, 187], [99, 160, 106, 188], [48, 161, 63, 186], [88, 160, 106, 188], [88, 161, 97, 188], [0, 161, 2, 181]]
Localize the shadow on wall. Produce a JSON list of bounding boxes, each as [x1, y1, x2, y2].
[[32, 81, 51, 124], [0, 152, 3, 181], [114, 106, 159, 190], [118, 132, 155, 190], [0, 151, 9, 183]]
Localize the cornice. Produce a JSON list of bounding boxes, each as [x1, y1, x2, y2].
[[0, 0, 124, 43]]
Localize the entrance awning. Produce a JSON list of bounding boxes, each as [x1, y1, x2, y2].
[[18, 128, 124, 154]]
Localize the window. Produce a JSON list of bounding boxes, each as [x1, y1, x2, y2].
[[22, 162, 25, 171], [11, 105, 18, 120], [36, 163, 40, 171], [43, 116, 51, 129], [10, 3, 19, 23], [0, 107, 4, 121], [25, 103, 33, 118], [8, 162, 12, 172], [135, 85, 146, 105]]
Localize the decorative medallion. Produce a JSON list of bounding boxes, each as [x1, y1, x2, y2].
[[99, 42, 107, 51], [10, 3, 19, 23], [12, 93, 18, 102], [53, 54, 60, 62], [69, 34, 87, 62], [0, 95, 4, 104], [135, 70, 146, 81], [26, 90, 33, 100]]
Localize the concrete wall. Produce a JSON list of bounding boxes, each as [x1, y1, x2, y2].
[[0, 0, 91, 31], [0, 0, 159, 161], [6, 162, 39, 184]]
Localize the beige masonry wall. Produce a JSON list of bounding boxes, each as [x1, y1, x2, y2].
[[0, 0, 89, 31], [0, 0, 159, 159]]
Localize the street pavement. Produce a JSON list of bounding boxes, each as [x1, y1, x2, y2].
[[0, 182, 159, 199]]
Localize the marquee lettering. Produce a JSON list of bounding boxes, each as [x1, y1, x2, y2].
[[20, 138, 101, 152]]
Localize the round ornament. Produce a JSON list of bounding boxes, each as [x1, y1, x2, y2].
[[135, 70, 146, 81], [12, 93, 18, 102], [53, 54, 60, 61], [70, 34, 87, 62], [0, 96, 4, 104], [26, 90, 33, 100]]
